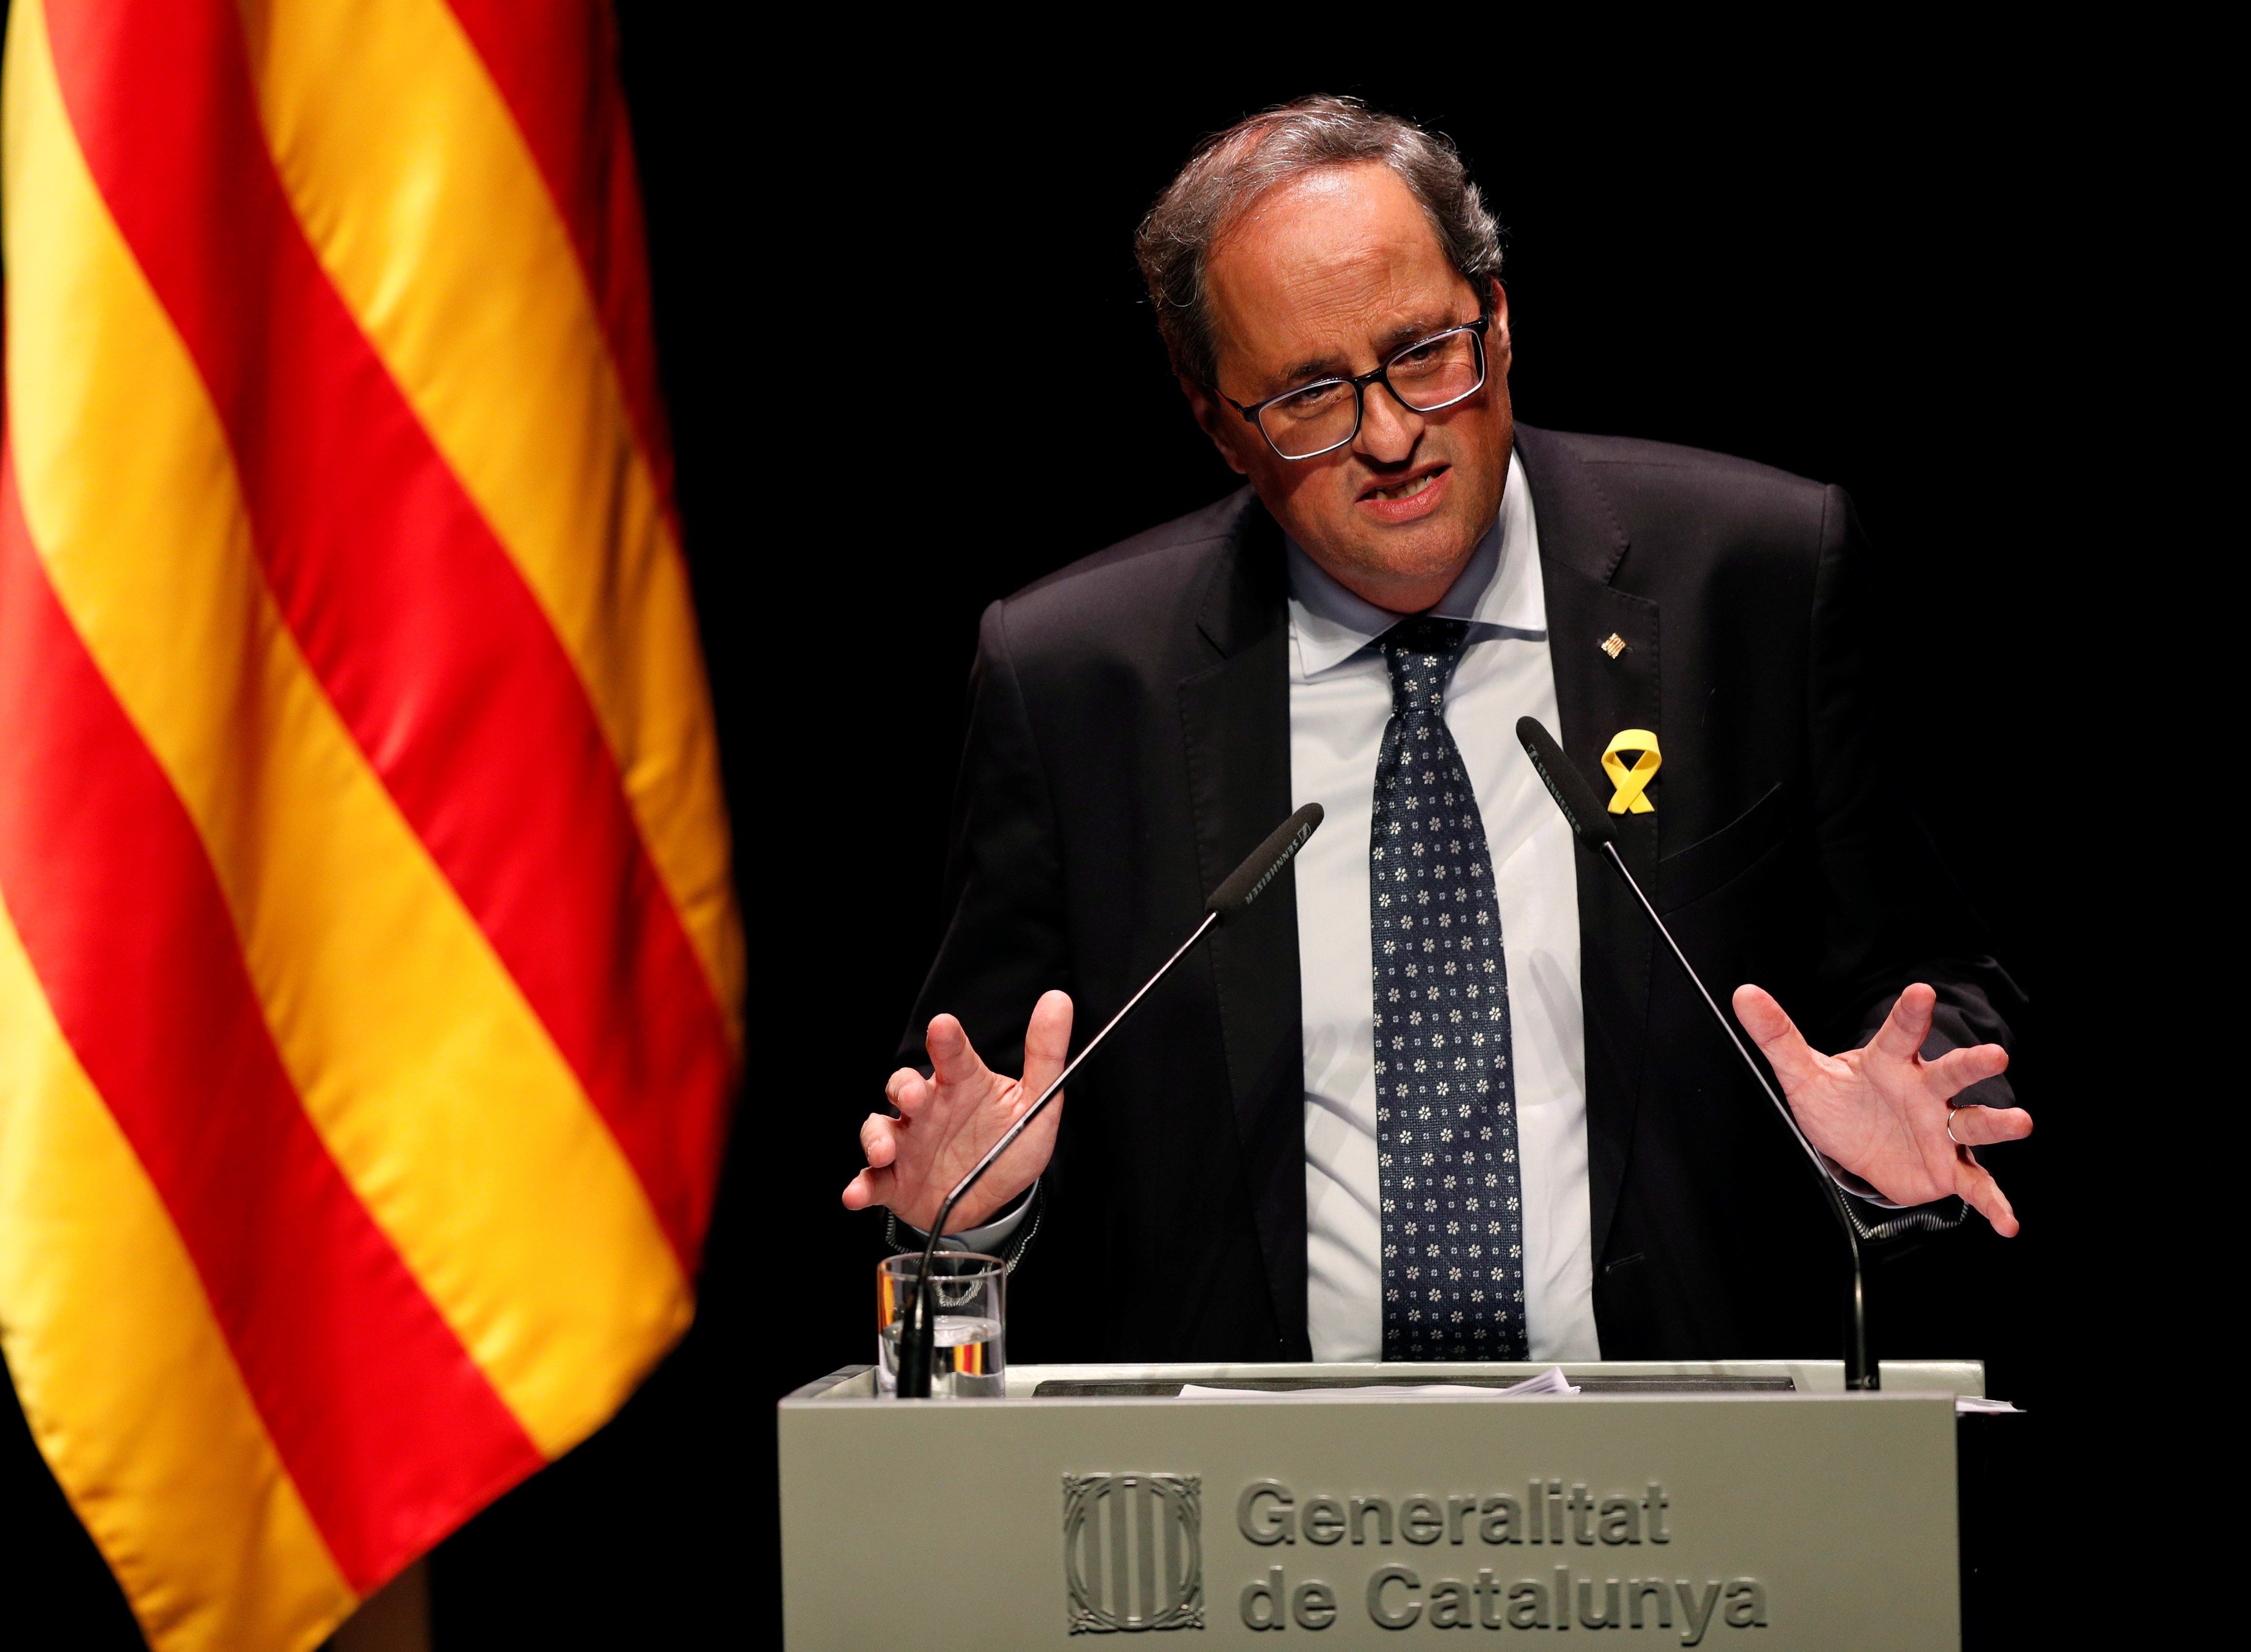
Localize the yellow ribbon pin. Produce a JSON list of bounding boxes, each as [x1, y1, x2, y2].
[[1600, 729, 1661, 814]]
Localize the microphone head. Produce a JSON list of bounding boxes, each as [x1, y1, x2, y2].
[[1515, 718, 1615, 848], [1208, 803, 1324, 918]]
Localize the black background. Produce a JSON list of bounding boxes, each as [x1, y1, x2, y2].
[[1, 18, 2195, 1650]]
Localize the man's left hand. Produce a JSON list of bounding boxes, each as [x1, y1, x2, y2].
[[1732, 982, 2032, 1235]]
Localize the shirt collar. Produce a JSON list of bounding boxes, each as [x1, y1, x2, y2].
[[1286, 447, 1547, 679]]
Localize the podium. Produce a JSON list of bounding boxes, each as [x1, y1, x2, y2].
[[779, 1358, 1984, 1649]]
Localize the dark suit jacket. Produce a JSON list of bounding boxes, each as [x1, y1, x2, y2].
[[900, 425, 2020, 1364]]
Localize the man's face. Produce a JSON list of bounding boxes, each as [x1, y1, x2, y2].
[[1186, 163, 1513, 613]]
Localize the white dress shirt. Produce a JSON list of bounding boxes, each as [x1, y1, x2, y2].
[[1290, 449, 1601, 1363]]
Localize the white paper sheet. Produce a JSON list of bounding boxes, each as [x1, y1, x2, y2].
[[1177, 1366, 1582, 1400], [1953, 1395, 2023, 1415]]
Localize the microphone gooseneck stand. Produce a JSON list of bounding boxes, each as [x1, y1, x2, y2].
[[1596, 831, 1871, 1388], [894, 804, 1324, 1398], [1515, 719, 1876, 1390]]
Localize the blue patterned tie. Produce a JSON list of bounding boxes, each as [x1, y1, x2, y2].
[[1372, 617, 1528, 1360]]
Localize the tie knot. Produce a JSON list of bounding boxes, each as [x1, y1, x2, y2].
[[1382, 617, 1470, 715]]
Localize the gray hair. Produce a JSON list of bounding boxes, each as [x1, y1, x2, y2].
[[1133, 95, 1504, 389]]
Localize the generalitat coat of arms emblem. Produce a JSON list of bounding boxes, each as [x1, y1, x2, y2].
[[1062, 1473, 1204, 1633]]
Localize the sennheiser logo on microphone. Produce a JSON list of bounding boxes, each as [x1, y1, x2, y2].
[[1239, 822, 1315, 909], [1532, 762, 1580, 834]]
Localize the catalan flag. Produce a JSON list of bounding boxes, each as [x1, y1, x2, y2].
[[0, 3, 742, 1648]]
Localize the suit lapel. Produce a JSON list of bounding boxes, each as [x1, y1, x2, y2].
[[1515, 426, 1659, 1267], [1177, 498, 1309, 1357]]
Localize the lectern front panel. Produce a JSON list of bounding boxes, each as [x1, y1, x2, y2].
[[779, 1362, 1960, 1649]]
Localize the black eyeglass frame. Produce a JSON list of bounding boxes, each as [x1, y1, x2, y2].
[[1218, 315, 1492, 461]]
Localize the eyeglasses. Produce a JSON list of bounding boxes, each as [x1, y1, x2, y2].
[[1219, 316, 1491, 461]]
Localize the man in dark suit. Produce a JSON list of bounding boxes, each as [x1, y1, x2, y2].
[[843, 97, 2027, 1365]]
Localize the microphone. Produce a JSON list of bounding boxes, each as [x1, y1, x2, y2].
[[895, 802, 1325, 1397], [1208, 805, 1326, 917], [1514, 718, 1877, 1391]]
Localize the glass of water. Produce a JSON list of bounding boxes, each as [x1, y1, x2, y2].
[[877, 1251, 1005, 1398]]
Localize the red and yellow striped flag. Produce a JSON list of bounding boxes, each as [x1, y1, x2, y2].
[[0, 3, 743, 1647]]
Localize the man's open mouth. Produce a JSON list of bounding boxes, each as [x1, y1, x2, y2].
[[1373, 473, 1436, 502], [1362, 464, 1447, 504]]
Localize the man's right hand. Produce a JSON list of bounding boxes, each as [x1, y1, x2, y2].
[[841, 990, 1074, 1235]]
